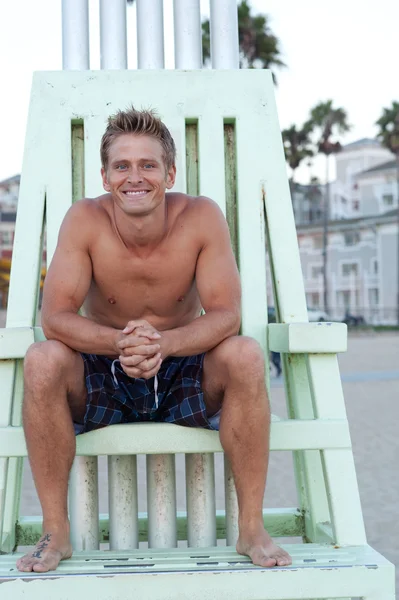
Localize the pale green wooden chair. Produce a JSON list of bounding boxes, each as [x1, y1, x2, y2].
[[0, 70, 394, 600]]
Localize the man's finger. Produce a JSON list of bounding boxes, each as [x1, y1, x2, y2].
[[119, 352, 161, 368], [134, 359, 163, 381], [133, 353, 162, 373], [121, 358, 162, 380], [123, 320, 161, 337], [119, 343, 160, 357], [118, 335, 160, 350]]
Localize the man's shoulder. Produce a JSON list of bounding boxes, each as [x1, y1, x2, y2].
[[62, 195, 111, 230], [167, 192, 223, 220]]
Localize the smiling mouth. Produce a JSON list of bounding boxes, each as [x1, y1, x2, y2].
[[123, 190, 150, 199]]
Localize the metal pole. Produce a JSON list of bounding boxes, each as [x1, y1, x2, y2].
[[173, 0, 202, 69], [186, 454, 216, 547], [137, 0, 165, 69], [108, 456, 139, 550], [100, 0, 127, 69], [224, 457, 239, 546], [209, 0, 239, 69], [323, 156, 330, 314], [62, 0, 90, 70], [69, 456, 99, 550], [396, 154, 399, 325], [147, 455, 177, 548]]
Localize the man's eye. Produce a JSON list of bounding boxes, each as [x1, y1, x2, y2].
[[143, 164, 155, 169], [116, 165, 127, 170]]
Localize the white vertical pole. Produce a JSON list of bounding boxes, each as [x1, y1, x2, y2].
[[209, 0, 239, 69], [100, 0, 127, 69], [147, 455, 177, 548], [62, 0, 90, 70], [173, 0, 202, 69], [108, 456, 139, 550], [69, 456, 99, 550], [186, 454, 216, 547], [136, 0, 165, 68], [224, 456, 239, 545]]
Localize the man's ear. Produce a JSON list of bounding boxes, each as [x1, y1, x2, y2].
[[165, 165, 176, 189], [101, 167, 111, 192]]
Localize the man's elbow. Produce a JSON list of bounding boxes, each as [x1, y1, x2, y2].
[[228, 311, 241, 336], [41, 317, 55, 340]]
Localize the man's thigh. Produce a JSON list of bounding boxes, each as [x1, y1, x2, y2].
[[202, 344, 229, 416], [65, 351, 87, 424]]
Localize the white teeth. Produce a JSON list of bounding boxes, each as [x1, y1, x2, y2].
[[125, 190, 148, 196]]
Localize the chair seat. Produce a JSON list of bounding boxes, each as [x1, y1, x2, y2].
[[0, 544, 393, 599]]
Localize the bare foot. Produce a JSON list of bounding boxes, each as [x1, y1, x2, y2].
[[16, 532, 72, 573], [237, 526, 292, 568]]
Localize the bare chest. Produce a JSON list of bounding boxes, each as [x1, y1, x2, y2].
[[85, 234, 200, 323]]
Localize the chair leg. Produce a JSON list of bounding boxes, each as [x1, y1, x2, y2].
[[1, 457, 24, 552]]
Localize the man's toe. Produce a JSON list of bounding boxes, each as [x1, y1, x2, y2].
[[257, 554, 277, 568]]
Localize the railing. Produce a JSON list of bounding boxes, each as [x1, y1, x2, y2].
[[61, 0, 239, 71]]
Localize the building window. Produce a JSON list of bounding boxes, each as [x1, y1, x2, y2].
[[369, 288, 379, 306], [352, 200, 359, 211], [344, 231, 360, 246], [310, 292, 319, 307], [382, 194, 393, 206], [337, 290, 350, 308], [0, 212, 17, 222], [342, 263, 358, 276], [311, 266, 323, 278], [372, 259, 378, 275], [314, 236, 323, 249], [1, 231, 12, 245]]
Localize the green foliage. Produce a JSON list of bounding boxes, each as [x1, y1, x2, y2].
[[376, 101, 399, 156], [202, 1, 285, 82], [282, 125, 314, 175], [306, 100, 351, 156]]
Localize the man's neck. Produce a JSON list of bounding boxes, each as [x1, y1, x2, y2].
[[112, 199, 169, 253]]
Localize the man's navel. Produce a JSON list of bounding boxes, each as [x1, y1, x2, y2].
[[108, 297, 116, 305], [177, 296, 185, 302]]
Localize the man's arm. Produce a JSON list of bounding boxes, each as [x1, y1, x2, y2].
[[42, 202, 159, 358], [158, 198, 241, 357]]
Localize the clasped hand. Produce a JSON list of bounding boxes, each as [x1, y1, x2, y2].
[[116, 319, 165, 380]]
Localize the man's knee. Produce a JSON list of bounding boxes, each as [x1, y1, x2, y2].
[[217, 336, 265, 378], [24, 340, 76, 387]]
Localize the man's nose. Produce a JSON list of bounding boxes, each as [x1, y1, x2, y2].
[[127, 166, 143, 183]]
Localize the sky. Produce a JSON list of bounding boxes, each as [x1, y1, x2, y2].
[[0, 0, 397, 184]]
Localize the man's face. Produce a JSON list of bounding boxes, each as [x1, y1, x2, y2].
[[101, 133, 176, 216]]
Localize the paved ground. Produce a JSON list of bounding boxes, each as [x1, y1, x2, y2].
[[15, 330, 399, 592]]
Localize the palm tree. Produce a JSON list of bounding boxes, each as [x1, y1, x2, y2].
[[282, 124, 314, 220], [376, 101, 399, 324], [306, 101, 351, 314], [202, 1, 285, 82]]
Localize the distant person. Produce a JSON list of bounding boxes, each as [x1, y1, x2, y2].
[[270, 350, 282, 377], [17, 107, 291, 573]]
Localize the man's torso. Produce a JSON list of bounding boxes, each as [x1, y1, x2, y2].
[[82, 192, 203, 331]]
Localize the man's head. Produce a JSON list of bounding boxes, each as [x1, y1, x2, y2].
[[100, 106, 176, 173], [100, 107, 177, 217]]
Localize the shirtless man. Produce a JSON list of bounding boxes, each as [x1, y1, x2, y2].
[[17, 107, 291, 573]]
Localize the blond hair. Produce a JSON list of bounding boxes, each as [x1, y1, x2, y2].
[[100, 106, 176, 171]]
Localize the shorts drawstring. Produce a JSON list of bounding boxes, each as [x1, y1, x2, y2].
[[111, 359, 119, 387], [154, 374, 159, 409]]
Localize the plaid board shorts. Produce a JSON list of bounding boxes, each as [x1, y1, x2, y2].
[[74, 353, 221, 435]]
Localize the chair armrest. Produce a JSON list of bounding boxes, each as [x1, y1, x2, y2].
[[0, 327, 46, 359], [268, 322, 347, 354]]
